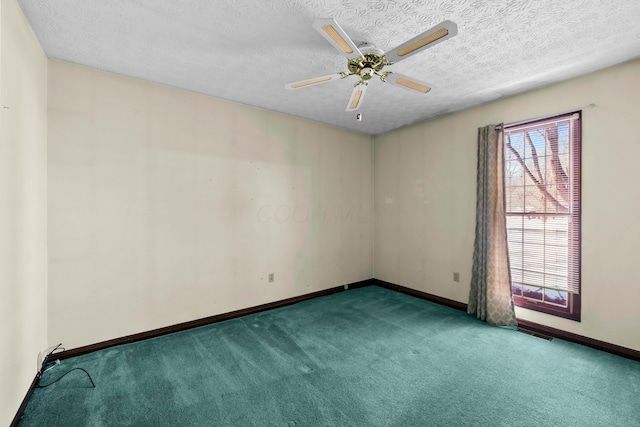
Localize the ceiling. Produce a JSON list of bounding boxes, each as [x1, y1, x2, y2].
[[18, 0, 640, 135]]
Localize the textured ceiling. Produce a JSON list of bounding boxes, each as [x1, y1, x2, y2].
[[18, 0, 640, 135]]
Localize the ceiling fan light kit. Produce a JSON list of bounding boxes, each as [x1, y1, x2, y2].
[[286, 18, 458, 112]]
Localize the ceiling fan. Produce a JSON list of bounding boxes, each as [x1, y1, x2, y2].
[[286, 18, 458, 112]]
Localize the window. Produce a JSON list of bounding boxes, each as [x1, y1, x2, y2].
[[504, 112, 581, 321]]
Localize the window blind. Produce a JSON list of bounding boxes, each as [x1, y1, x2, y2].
[[504, 112, 581, 305]]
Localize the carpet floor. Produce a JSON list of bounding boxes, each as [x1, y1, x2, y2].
[[20, 286, 640, 426]]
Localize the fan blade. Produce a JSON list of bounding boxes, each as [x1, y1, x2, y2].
[[385, 73, 432, 94], [384, 20, 457, 63], [285, 74, 343, 90], [313, 19, 363, 60], [345, 84, 367, 111]]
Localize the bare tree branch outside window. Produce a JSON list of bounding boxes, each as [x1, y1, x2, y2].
[[505, 127, 569, 214]]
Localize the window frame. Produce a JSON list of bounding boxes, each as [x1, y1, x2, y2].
[[504, 112, 582, 321]]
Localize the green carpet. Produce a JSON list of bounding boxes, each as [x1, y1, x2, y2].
[[20, 286, 640, 426]]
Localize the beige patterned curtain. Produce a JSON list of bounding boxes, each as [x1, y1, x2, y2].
[[468, 125, 517, 327]]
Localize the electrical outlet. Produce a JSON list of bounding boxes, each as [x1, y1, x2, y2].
[[453, 272, 460, 282], [268, 273, 274, 283]]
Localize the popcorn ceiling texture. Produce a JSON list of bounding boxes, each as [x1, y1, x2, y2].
[[19, 0, 640, 135]]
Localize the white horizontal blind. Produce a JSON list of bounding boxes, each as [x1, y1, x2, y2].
[[504, 113, 581, 305]]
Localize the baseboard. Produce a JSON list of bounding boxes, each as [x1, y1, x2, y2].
[[372, 279, 640, 362], [57, 279, 374, 361], [55, 278, 640, 363], [18, 276, 637, 425], [10, 374, 40, 427], [14, 283, 373, 424], [345, 278, 375, 290], [372, 279, 468, 312], [516, 319, 640, 362]]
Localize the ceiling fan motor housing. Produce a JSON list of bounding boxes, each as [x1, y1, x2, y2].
[[348, 52, 388, 78]]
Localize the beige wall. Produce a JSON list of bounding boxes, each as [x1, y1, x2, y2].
[[374, 59, 640, 351], [0, 0, 48, 424], [47, 60, 373, 349]]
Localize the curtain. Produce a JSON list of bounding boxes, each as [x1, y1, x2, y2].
[[468, 125, 517, 327]]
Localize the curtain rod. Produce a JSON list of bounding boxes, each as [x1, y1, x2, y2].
[[495, 103, 596, 130]]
